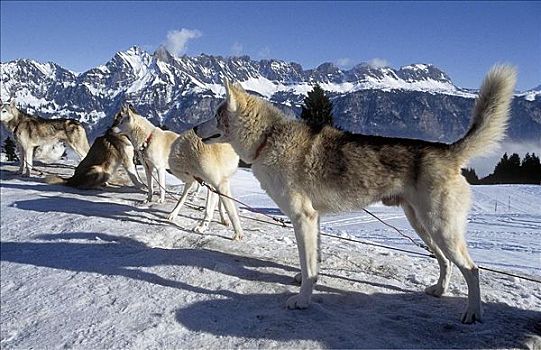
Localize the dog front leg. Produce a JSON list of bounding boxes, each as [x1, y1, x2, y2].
[[122, 156, 145, 190], [142, 161, 154, 203], [157, 167, 166, 203], [287, 206, 319, 309], [23, 147, 34, 177], [17, 144, 25, 174]]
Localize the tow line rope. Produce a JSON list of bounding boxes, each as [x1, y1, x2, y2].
[[129, 163, 541, 285]]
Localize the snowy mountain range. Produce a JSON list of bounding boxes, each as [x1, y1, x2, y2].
[[1, 46, 540, 142]]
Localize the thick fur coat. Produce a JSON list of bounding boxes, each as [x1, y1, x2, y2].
[[194, 66, 517, 323], [1, 100, 90, 176], [46, 127, 144, 189]]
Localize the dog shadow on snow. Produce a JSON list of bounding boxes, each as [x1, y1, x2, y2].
[[1, 232, 539, 349], [7, 195, 179, 227]]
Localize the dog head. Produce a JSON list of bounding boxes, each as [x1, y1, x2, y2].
[[1, 100, 18, 123], [111, 104, 137, 135], [195, 79, 247, 144], [195, 78, 280, 163]]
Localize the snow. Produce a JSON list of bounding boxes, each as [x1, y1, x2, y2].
[[1, 161, 540, 349], [520, 91, 540, 101]]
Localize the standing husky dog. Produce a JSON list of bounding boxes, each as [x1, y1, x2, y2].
[[113, 104, 243, 239], [112, 104, 178, 204], [46, 125, 145, 189], [195, 66, 517, 323], [1, 100, 90, 176]]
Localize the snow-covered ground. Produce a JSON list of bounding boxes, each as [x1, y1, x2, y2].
[[1, 160, 540, 349]]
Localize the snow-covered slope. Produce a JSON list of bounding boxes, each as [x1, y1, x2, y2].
[[1, 161, 540, 349]]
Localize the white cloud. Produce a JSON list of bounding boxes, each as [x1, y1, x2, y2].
[[336, 58, 353, 68], [257, 46, 271, 59], [163, 28, 202, 56], [231, 42, 244, 56], [367, 58, 389, 68]]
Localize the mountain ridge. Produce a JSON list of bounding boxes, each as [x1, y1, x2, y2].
[[2, 46, 540, 142]]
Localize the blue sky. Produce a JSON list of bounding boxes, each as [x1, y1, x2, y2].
[[1, 1, 539, 90]]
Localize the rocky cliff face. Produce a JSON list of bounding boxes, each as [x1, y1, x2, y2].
[[2, 46, 540, 143]]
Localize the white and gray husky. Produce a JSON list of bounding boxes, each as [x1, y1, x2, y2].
[[195, 66, 517, 323], [1, 100, 90, 176]]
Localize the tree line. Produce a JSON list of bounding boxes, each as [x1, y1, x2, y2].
[[462, 153, 541, 185]]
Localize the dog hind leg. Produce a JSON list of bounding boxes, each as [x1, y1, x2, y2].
[[285, 194, 319, 309], [402, 202, 452, 297], [194, 189, 219, 233], [216, 180, 243, 240], [218, 199, 231, 227], [167, 180, 194, 222], [414, 181, 482, 323]]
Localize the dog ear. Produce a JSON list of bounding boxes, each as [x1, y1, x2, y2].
[[232, 82, 246, 93], [224, 79, 238, 112], [224, 81, 246, 113], [10, 100, 16, 108]]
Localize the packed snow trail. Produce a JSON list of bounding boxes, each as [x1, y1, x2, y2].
[[1, 161, 540, 349]]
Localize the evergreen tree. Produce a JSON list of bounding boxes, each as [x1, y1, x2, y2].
[[507, 153, 521, 182], [2, 137, 18, 161], [520, 153, 541, 184], [300, 84, 334, 130], [492, 152, 510, 178], [461, 168, 479, 184], [480, 152, 540, 184]]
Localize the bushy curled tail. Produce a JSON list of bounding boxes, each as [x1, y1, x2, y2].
[[45, 174, 67, 185], [450, 65, 517, 165]]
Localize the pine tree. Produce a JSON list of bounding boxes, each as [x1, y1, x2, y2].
[[520, 152, 541, 184], [2, 137, 18, 161], [300, 84, 334, 130], [461, 168, 479, 184]]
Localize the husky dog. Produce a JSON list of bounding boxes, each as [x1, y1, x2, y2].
[[194, 66, 517, 323], [113, 104, 243, 239], [46, 125, 145, 189], [112, 104, 179, 204], [1, 100, 90, 176]]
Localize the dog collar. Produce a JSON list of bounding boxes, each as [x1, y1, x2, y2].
[[12, 121, 21, 136], [140, 129, 154, 151]]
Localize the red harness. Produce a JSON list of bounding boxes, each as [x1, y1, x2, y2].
[[140, 130, 154, 151]]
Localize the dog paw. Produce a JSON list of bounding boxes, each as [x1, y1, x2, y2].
[[460, 308, 483, 324], [156, 198, 165, 204], [193, 222, 209, 233], [293, 273, 302, 284], [221, 218, 231, 227], [286, 294, 310, 309], [425, 284, 446, 297], [166, 213, 176, 222], [232, 233, 243, 241]]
